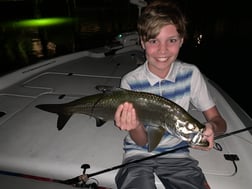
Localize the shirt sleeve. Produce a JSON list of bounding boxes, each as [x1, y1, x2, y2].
[[190, 66, 216, 111]]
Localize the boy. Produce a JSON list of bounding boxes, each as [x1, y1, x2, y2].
[[114, 1, 226, 188]]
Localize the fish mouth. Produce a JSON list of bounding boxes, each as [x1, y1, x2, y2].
[[176, 129, 209, 147], [190, 131, 204, 144], [190, 131, 209, 147]]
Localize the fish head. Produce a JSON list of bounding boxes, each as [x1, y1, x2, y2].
[[174, 120, 209, 147]]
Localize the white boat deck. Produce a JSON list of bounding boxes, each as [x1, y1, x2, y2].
[[0, 45, 251, 188]]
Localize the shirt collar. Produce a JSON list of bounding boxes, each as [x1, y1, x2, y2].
[[144, 60, 179, 86]]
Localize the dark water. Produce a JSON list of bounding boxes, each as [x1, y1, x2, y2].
[[0, 0, 138, 74], [0, 0, 251, 117]]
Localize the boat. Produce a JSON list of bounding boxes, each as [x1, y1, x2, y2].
[[0, 29, 252, 189], [1, 2, 252, 189]]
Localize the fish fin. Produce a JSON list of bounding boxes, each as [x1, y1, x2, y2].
[[147, 126, 166, 152], [36, 104, 71, 131], [57, 114, 72, 130], [95, 118, 106, 127], [0, 111, 6, 117], [95, 85, 124, 94], [36, 104, 59, 113], [95, 85, 115, 93]]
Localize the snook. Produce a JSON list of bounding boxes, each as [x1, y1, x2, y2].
[[36, 87, 208, 152]]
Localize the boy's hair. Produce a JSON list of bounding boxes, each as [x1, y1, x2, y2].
[[137, 0, 187, 42]]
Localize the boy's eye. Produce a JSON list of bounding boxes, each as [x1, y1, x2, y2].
[[170, 38, 181, 44], [148, 39, 158, 44], [146, 37, 181, 46], [170, 38, 177, 43]]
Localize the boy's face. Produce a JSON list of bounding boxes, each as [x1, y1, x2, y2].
[[142, 24, 183, 78]]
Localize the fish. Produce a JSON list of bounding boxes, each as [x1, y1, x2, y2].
[[36, 86, 208, 152]]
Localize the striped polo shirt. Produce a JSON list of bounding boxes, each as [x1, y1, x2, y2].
[[120, 60, 215, 158]]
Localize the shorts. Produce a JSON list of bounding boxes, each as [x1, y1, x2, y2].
[[115, 156, 210, 189]]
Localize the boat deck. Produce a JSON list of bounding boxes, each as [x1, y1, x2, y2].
[[0, 46, 251, 188]]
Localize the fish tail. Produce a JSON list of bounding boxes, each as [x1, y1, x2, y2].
[[57, 114, 72, 130], [36, 104, 72, 131], [36, 104, 61, 114]]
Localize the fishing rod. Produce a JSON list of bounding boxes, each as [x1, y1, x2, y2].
[[2, 126, 251, 188], [62, 126, 252, 186], [0, 146, 190, 188], [215, 126, 252, 140], [61, 144, 190, 186]]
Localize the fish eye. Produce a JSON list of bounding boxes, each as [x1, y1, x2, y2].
[[186, 123, 196, 131]]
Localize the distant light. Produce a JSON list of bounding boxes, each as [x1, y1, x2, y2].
[[7, 17, 74, 28], [117, 34, 123, 38]]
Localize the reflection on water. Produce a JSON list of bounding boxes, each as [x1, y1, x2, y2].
[[0, 0, 139, 76]]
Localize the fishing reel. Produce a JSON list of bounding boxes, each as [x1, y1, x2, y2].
[[63, 164, 98, 189]]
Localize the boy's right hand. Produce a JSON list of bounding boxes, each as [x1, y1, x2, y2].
[[114, 102, 141, 131]]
